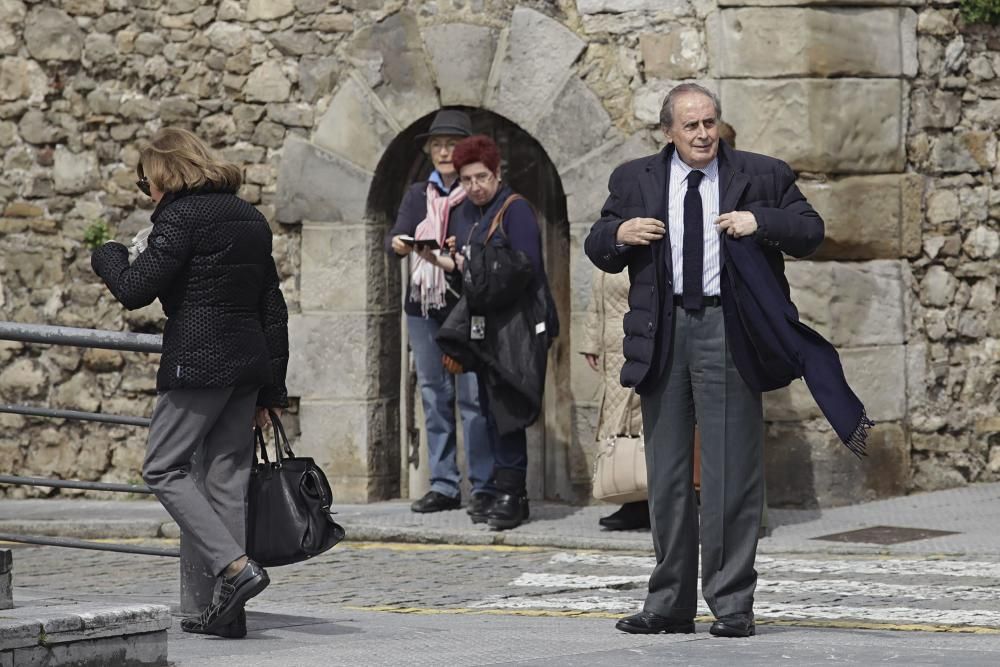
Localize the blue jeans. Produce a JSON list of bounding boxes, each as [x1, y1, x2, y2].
[[408, 315, 495, 497]]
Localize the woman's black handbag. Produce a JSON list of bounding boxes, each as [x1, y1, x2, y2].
[[246, 411, 345, 567], [462, 194, 535, 313]]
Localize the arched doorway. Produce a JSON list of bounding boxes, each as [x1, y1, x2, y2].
[[367, 108, 573, 501]]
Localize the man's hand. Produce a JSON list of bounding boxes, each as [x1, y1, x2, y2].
[[715, 211, 758, 238], [584, 353, 599, 372], [391, 235, 413, 256], [616, 217, 665, 246]]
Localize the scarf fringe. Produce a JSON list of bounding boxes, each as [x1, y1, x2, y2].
[[843, 409, 875, 460]]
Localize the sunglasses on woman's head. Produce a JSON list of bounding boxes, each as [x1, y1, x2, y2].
[[136, 165, 151, 197]]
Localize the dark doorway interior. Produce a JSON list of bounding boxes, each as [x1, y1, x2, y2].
[[367, 107, 573, 501]]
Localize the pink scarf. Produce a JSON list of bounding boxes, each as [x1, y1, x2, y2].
[[411, 182, 466, 316]]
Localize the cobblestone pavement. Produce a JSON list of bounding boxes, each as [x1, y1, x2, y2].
[[11, 539, 1000, 665]]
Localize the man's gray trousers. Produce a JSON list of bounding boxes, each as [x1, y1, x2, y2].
[[640, 304, 764, 619]]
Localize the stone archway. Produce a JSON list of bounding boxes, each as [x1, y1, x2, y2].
[[274, 7, 654, 502]]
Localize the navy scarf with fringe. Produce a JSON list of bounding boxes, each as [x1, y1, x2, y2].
[[720, 235, 874, 457]]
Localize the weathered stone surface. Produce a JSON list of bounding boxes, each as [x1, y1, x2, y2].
[[298, 56, 339, 103], [53, 147, 99, 194], [24, 7, 84, 61], [0, 358, 46, 398], [312, 75, 396, 172], [0, 57, 48, 104], [299, 223, 384, 312], [246, 0, 294, 21], [276, 136, 373, 224], [159, 96, 199, 122], [640, 28, 705, 79], [719, 78, 905, 173], [490, 7, 585, 132], [765, 420, 909, 508], [764, 345, 906, 422], [578, 0, 673, 10], [709, 8, 916, 78], [297, 398, 398, 502], [266, 103, 314, 127], [802, 174, 922, 260], [964, 226, 1000, 259], [787, 260, 906, 347], [929, 132, 997, 174], [719, 0, 922, 5], [911, 87, 962, 129], [422, 23, 497, 107], [534, 76, 612, 170], [559, 131, 659, 224], [244, 61, 291, 102], [348, 10, 438, 129]]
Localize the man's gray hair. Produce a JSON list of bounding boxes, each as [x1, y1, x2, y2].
[[659, 83, 722, 129]]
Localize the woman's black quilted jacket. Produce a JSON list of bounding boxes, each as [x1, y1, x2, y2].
[[92, 189, 289, 407]]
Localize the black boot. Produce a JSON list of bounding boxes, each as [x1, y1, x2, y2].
[[598, 501, 650, 531], [467, 492, 496, 524], [487, 468, 528, 530]]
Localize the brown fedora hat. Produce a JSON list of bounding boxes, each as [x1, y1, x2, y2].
[[415, 110, 472, 141]]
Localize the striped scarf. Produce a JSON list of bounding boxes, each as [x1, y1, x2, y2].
[[411, 182, 466, 317]]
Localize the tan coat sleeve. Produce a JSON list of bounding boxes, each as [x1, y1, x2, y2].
[[577, 269, 603, 357]]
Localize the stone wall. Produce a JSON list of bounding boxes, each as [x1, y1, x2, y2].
[[0, 0, 996, 506]]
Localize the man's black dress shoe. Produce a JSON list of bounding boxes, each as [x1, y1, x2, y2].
[[486, 491, 529, 530], [710, 612, 755, 637], [598, 501, 650, 531], [410, 490, 460, 513], [467, 492, 496, 524], [195, 560, 269, 634], [615, 611, 695, 634], [181, 608, 246, 639]]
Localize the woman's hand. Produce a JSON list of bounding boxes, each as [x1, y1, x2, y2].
[[254, 406, 282, 429], [584, 353, 600, 372], [444, 236, 457, 254], [442, 355, 463, 374], [391, 235, 413, 256], [416, 245, 456, 272]]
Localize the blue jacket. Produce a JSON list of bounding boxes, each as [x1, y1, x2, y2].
[[584, 141, 823, 393]]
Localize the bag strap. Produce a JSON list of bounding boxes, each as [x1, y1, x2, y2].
[[254, 426, 269, 465], [269, 409, 295, 458], [485, 194, 525, 242]]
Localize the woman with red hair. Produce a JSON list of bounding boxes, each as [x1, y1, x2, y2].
[[441, 134, 556, 530]]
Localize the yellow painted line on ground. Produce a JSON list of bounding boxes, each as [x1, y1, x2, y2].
[[348, 605, 1000, 634], [343, 541, 551, 554]]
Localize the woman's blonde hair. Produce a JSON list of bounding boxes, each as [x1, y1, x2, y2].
[[138, 127, 242, 194]]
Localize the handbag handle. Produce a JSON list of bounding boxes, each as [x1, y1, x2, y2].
[[485, 194, 525, 242], [613, 390, 641, 438], [254, 410, 294, 467], [268, 409, 294, 458]]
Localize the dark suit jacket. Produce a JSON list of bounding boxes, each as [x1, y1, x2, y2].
[[583, 141, 824, 393]]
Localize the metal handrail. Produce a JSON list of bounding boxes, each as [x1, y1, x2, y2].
[[0, 405, 151, 427], [0, 321, 162, 352], [0, 475, 153, 494], [0, 533, 178, 558]]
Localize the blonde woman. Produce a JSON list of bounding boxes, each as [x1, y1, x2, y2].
[[91, 128, 288, 639]]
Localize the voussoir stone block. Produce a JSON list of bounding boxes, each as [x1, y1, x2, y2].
[[560, 131, 659, 223], [534, 76, 612, 170], [422, 23, 497, 107], [801, 174, 923, 260], [709, 8, 917, 78], [787, 260, 906, 347], [764, 345, 906, 423], [275, 135, 372, 224], [719, 78, 905, 173], [348, 10, 439, 129], [490, 7, 585, 132], [312, 75, 396, 173]]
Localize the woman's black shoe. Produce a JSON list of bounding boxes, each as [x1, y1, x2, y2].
[[486, 492, 529, 530], [410, 491, 461, 513], [467, 492, 496, 524], [598, 501, 650, 531], [181, 608, 246, 639]]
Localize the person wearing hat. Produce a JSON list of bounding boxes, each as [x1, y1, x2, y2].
[[385, 110, 497, 520]]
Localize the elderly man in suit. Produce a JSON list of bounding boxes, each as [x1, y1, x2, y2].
[[584, 83, 824, 637]]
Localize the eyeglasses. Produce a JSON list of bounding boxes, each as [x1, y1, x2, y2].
[[135, 164, 151, 197], [459, 172, 495, 188], [428, 139, 459, 152]]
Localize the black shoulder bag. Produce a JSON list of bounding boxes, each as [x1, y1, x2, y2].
[[246, 411, 346, 567], [462, 194, 535, 313]]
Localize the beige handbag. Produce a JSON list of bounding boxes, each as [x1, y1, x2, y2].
[[591, 390, 647, 503]]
